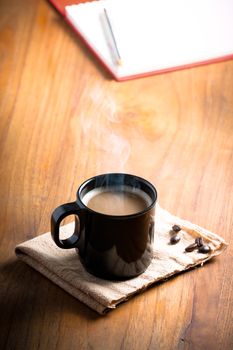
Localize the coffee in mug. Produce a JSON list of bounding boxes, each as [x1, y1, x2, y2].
[[82, 186, 150, 216], [51, 173, 157, 280]]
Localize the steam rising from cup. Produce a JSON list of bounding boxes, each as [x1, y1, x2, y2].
[[80, 85, 131, 173]]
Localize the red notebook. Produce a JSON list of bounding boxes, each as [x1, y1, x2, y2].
[[48, 0, 233, 81]]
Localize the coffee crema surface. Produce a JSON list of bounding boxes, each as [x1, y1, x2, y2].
[[82, 186, 151, 216]]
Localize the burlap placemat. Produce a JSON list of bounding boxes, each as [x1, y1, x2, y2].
[[15, 206, 227, 315]]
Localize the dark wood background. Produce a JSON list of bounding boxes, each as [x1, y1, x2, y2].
[[0, 0, 232, 349]]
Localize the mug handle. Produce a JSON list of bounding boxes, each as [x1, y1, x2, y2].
[[51, 201, 85, 249]]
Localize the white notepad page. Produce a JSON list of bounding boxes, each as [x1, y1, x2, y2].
[[65, 0, 233, 80]]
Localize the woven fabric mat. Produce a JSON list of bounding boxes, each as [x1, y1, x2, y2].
[[15, 206, 227, 314]]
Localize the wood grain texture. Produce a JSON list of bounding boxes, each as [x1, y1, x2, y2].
[[0, 0, 232, 349]]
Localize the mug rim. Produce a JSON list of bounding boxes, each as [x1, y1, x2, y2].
[[76, 172, 157, 218]]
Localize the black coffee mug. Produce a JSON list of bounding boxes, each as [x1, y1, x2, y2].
[[51, 173, 157, 280]]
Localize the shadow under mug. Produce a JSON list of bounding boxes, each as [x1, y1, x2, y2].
[[51, 173, 157, 280]]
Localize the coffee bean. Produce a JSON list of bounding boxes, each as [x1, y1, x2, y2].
[[172, 225, 181, 232], [198, 245, 211, 254], [170, 234, 181, 244], [185, 243, 198, 252], [195, 237, 204, 247]]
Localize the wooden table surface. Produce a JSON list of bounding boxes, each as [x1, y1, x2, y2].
[[0, 0, 232, 349]]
